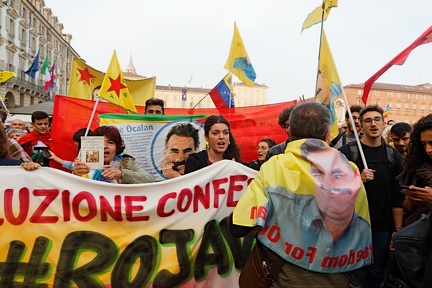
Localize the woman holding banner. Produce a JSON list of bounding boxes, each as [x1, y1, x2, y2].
[[184, 115, 241, 174], [72, 126, 154, 184]]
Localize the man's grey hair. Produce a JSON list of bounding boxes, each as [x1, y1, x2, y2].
[[289, 102, 330, 141]]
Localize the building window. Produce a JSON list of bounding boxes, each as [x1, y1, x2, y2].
[[421, 105, 425, 111], [357, 90, 361, 95], [412, 104, 416, 110], [396, 103, 401, 109], [404, 103, 409, 110], [374, 90, 380, 96], [6, 16, 15, 34]]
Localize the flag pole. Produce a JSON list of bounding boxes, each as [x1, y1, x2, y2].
[[341, 88, 368, 169], [192, 93, 210, 109], [314, 1, 326, 97], [0, 97, 7, 111], [85, 98, 100, 137], [313, 1, 368, 169]]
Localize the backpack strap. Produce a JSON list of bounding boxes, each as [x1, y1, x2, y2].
[[348, 141, 360, 164], [385, 144, 394, 165], [330, 131, 345, 147]]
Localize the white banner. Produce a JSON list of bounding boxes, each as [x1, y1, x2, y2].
[[0, 160, 257, 287]]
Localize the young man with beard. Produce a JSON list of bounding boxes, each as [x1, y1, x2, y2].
[[389, 122, 412, 157], [338, 105, 404, 288], [331, 105, 363, 149]]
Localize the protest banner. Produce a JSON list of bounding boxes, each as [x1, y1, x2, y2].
[[50, 96, 295, 172], [100, 113, 206, 181], [0, 160, 256, 287]]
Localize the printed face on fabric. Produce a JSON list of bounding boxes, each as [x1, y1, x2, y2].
[[206, 123, 229, 155], [33, 118, 49, 135], [164, 134, 196, 176], [305, 145, 361, 221]]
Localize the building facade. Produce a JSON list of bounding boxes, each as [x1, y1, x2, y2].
[[0, 0, 79, 109], [340, 82, 432, 124], [155, 82, 268, 109], [124, 56, 269, 108]]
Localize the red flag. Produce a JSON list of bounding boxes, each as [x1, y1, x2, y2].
[[362, 26, 432, 104]]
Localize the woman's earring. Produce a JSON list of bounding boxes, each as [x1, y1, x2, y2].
[[205, 141, 210, 150]]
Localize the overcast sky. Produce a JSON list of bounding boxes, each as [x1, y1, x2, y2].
[[44, 0, 432, 104]]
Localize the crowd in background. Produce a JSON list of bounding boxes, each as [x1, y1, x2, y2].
[[1, 98, 432, 287]]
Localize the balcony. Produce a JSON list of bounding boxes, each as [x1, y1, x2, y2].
[[3, 77, 47, 96]]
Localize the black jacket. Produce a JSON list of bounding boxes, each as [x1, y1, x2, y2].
[[184, 150, 209, 174]]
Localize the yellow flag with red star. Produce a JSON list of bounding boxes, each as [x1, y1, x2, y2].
[[68, 57, 156, 106], [98, 51, 137, 113]]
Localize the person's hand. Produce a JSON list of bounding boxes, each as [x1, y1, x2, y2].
[[298, 95, 306, 103], [360, 168, 375, 183], [72, 159, 90, 176], [101, 165, 122, 180], [21, 162, 40, 171], [404, 186, 432, 205], [161, 163, 181, 179], [48, 150, 60, 161]]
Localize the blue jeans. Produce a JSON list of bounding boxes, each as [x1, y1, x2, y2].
[[364, 230, 392, 288]]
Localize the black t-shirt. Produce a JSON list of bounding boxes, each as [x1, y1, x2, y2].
[[339, 142, 404, 231]]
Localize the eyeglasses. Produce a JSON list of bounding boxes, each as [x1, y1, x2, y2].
[[362, 117, 383, 125]]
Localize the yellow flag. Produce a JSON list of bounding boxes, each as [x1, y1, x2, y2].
[[68, 57, 156, 106], [0, 71, 16, 83], [316, 30, 342, 140], [224, 22, 256, 87], [68, 57, 103, 100], [126, 77, 156, 106], [302, 0, 338, 31], [98, 51, 137, 113]]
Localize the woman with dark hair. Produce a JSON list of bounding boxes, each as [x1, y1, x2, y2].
[[400, 114, 432, 224], [248, 138, 277, 171], [394, 114, 432, 288], [73, 126, 154, 184], [184, 115, 241, 174]]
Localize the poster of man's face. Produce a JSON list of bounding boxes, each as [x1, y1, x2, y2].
[[152, 121, 204, 179], [301, 139, 362, 221]]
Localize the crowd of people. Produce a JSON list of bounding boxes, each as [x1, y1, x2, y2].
[[1, 97, 432, 287]]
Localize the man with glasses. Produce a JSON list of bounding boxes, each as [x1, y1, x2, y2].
[[331, 105, 363, 149], [339, 105, 404, 288]]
